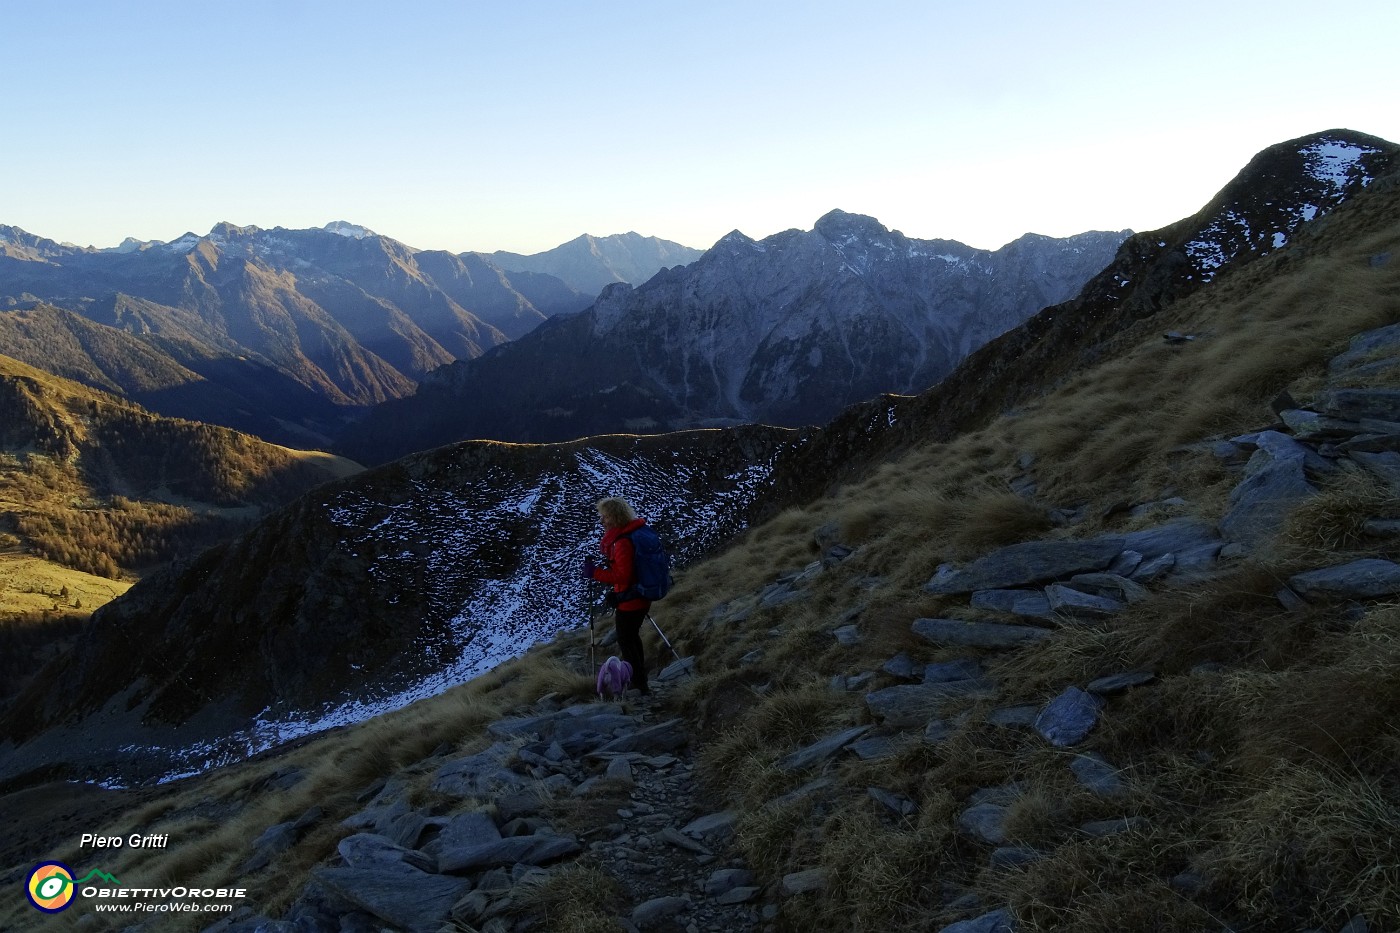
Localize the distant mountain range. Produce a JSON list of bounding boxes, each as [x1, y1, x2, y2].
[[0, 223, 696, 446], [339, 216, 1130, 462], [485, 232, 705, 297]]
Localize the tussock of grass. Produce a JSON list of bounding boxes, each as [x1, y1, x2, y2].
[[508, 862, 626, 932], [788, 806, 951, 932], [1201, 764, 1400, 927], [1282, 466, 1400, 556]]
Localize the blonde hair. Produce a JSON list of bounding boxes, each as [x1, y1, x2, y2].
[[596, 497, 637, 527]]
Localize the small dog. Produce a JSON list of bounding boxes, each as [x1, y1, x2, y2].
[[596, 656, 633, 699]]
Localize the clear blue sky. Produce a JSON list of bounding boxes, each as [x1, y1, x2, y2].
[[7, 0, 1398, 255]]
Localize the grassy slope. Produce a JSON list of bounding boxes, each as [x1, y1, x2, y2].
[[4, 182, 1398, 932]]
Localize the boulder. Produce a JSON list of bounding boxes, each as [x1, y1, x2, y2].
[[1288, 559, 1400, 601], [1220, 449, 1317, 546], [434, 806, 506, 851], [924, 538, 1124, 594], [337, 833, 436, 874], [433, 744, 526, 797], [912, 618, 1053, 649], [1035, 687, 1103, 747], [312, 866, 469, 933]]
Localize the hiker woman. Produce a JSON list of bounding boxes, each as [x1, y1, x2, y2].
[[582, 496, 651, 695]]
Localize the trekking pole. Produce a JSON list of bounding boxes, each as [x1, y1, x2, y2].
[[586, 580, 597, 677], [647, 613, 685, 666]]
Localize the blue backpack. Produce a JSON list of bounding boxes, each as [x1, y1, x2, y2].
[[623, 525, 673, 602]]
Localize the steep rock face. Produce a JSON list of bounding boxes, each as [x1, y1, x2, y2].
[[342, 217, 1128, 461], [0, 424, 797, 784], [0, 222, 592, 443], [487, 232, 705, 297]]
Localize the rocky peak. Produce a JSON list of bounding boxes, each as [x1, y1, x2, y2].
[[322, 220, 376, 239], [813, 209, 894, 247]]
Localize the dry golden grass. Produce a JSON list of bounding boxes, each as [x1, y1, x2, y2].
[[507, 861, 626, 933]]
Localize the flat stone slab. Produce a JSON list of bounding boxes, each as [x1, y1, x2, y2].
[[1086, 670, 1156, 695], [682, 811, 737, 839], [958, 802, 1009, 844], [882, 651, 922, 679], [632, 896, 691, 928], [865, 681, 995, 728], [1117, 519, 1218, 560], [591, 718, 689, 755], [1045, 583, 1125, 618], [1067, 572, 1149, 604], [986, 705, 1039, 728], [970, 589, 1056, 620], [925, 658, 985, 683], [313, 866, 469, 933], [436, 832, 581, 873], [703, 868, 756, 897], [781, 868, 827, 895], [924, 538, 1125, 594], [1289, 559, 1400, 601], [848, 734, 911, 761], [1035, 687, 1103, 747], [1313, 388, 1400, 424], [778, 725, 871, 771], [913, 618, 1053, 649]]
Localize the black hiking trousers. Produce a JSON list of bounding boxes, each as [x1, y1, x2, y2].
[[614, 607, 649, 693]]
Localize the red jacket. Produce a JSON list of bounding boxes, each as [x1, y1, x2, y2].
[[593, 517, 652, 612]]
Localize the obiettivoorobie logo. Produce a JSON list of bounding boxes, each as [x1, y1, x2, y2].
[[26, 862, 121, 913]]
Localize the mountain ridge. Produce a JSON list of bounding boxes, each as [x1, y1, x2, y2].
[[0, 222, 658, 445], [340, 216, 1130, 462]]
